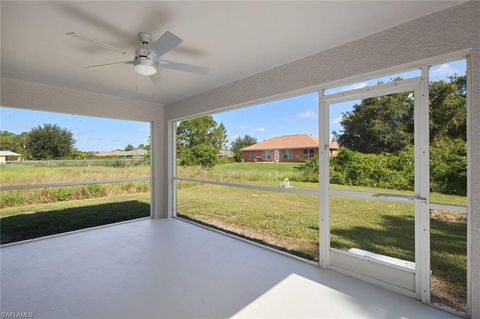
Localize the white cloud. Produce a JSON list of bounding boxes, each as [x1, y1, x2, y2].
[[350, 82, 367, 90], [328, 82, 367, 94], [255, 127, 266, 132], [299, 110, 316, 118], [240, 125, 247, 130], [229, 134, 239, 141], [334, 116, 343, 125], [431, 63, 458, 78]]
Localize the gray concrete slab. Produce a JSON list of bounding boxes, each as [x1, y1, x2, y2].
[[1, 219, 456, 318]]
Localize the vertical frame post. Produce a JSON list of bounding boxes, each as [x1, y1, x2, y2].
[[167, 120, 177, 218], [319, 89, 330, 269], [414, 66, 430, 303], [150, 116, 167, 218], [466, 51, 479, 319], [149, 121, 155, 218]]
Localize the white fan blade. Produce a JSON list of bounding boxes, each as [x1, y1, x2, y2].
[[159, 60, 209, 75], [145, 31, 182, 57], [86, 61, 133, 69], [67, 32, 127, 55]]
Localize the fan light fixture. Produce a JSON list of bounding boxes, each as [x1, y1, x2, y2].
[[134, 56, 157, 76], [72, 31, 209, 77], [135, 63, 157, 76]]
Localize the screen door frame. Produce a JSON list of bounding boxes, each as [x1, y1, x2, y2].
[[318, 75, 431, 302]]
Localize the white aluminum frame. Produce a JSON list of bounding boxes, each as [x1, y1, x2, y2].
[[168, 120, 178, 218], [416, 65, 431, 303], [169, 50, 471, 315], [319, 89, 330, 269], [321, 77, 428, 299]]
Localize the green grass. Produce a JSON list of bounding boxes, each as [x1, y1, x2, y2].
[[0, 165, 150, 185], [0, 181, 150, 208], [178, 162, 304, 182], [0, 193, 150, 244], [178, 162, 467, 206]]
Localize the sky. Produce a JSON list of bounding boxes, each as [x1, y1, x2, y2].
[[215, 59, 466, 143], [0, 60, 466, 152], [0, 109, 150, 152]]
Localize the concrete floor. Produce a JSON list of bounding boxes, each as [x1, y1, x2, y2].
[[1, 218, 455, 319]]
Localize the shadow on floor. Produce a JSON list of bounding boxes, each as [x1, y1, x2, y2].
[[1, 200, 150, 244]]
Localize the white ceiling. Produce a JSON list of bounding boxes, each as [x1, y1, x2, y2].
[[1, 1, 462, 106]]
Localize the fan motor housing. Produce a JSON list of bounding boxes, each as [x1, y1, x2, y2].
[[134, 48, 156, 67], [134, 56, 155, 67], [134, 48, 157, 76]]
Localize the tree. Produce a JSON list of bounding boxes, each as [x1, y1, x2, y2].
[[0, 131, 28, 155], [334, 75, 466, 153], [124, 144, 134, 151], [334, 90, 414, 153], [429, 75, 466, 142], [230, 135, 257, 162], [25, 124, 74, 159], [180, 144, 218, 168], [176, 116, 227, 167]]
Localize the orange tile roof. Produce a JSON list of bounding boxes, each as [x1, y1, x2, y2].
[[241, 134, 339, 151]]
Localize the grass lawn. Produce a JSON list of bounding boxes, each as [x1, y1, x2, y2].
[[0, 165, 150, 185], [179, 162, 467, 206], [0, 193, 150, 244]]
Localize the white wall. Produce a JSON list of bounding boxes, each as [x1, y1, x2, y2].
[[164, 2, 479, 317], [0, 78, 168, 218], [1, 78, 161, 122]]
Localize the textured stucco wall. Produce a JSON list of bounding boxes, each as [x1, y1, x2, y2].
[[165, 1, 479, 120], [0, 77, 162, 122]]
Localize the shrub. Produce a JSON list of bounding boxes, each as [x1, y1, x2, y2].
[[299, 144, 466, 195], [179, 144, 218, 169], [330, 148, 414, 190], [298, 155, 319, 182], [430, 139, 467, 196], [54, 187, 75, 201]]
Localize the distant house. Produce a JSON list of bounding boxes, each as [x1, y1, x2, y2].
[[0, 151, 21, 164], [94, 149, 147, 158], [241, 134, 339, 162], [217, 149, 233, 158]]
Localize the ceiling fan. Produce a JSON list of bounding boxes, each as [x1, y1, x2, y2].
[[67, 31, 209, 76]]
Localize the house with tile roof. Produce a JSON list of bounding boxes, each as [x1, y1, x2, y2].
[[240, 134, 339, 162], [0, 151, 22, 164]]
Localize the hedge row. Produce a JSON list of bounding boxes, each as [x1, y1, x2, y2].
[[300, 139, 466, 196]]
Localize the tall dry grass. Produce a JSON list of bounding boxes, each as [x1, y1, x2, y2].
[[0, 181, 150, 208]]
